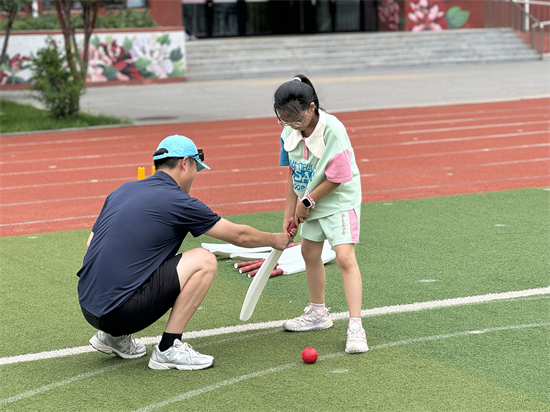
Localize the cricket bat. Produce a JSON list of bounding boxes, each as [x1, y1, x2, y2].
[[240, 220, 298, 321]]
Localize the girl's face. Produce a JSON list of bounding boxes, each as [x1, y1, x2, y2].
[[277, 102, 316, 132]]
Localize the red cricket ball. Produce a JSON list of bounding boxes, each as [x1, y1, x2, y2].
[[301, 347, 318, 364]]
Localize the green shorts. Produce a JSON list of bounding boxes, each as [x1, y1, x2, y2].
[[300, 208, 361, 246]]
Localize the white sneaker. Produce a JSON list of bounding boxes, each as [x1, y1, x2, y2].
[[148, 340, 215, 370], [89, 331, 146, 359], [283, 305, 333, 332], [345, 323, 369, 354]]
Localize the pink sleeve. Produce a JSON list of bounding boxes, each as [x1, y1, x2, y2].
[[325, 149, 352, 183]]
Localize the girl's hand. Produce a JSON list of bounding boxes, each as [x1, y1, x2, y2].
[[284, 217, 299, 238], [295, 201, 310, 224]]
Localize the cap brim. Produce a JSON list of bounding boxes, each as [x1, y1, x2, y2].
[[196, 159, 210, 172]]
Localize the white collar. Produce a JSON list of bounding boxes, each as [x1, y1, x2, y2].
[[283, 110, 326, 158]]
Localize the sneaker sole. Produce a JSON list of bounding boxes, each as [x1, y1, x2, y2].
[[148, 358, 215, 371], [89, 335, 146, 359], [283, 320, 333, 332], [345, 345, 369, 354]]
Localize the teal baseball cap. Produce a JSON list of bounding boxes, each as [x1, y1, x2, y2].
[[153, 134, 210, 172]]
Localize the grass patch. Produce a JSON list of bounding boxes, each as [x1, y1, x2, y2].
[[0, 188, 549, 411], [0, 98, 131, 133]]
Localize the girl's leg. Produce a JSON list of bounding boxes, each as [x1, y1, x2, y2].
[[334, 243, 368, 353], [301, 238, 326, 305], [282, 238, 333, 331], [334, 243, 362, 318]]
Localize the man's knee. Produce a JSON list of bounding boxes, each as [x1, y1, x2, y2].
[[199, 248, 218, 276], [177, 248, 218, 283]]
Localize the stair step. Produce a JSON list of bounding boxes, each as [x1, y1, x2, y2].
[[185, 29, 538, 80]]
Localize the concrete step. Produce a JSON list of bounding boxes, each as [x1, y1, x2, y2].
[[185, 29, 538, 80]]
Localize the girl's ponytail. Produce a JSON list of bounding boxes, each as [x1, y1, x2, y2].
[[273, 74, 323, 120]]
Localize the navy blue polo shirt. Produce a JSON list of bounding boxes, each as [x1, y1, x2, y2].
[[77, 171, 221, 317]]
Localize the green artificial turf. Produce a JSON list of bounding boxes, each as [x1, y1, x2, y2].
[[0, 99, 131, 133], [0, 187, 549, 411]]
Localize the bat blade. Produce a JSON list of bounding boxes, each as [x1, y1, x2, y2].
[[239, 248, 283, 321], [239, 219, 297, 321]]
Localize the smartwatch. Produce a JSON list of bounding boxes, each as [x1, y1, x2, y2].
[[301, 194, 315, 209]]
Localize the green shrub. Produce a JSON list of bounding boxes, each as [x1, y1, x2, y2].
[[0, 9, 158, 31], [29, 38, 85, 118]]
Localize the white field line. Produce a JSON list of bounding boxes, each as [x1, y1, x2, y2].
[[3, 155, 545, 208], [348, 112, 548, 132], [0, 287, 548, 367], [341, 106, 549, 126], [1, 126, 547, 178], [361, 175, 550, 195], [1, 121, 547, 167], [0, 215, 98, 228], [360, 158, 550, 177], [3, 176, 549, 227], [354, 130, 548, 150], [0, 176, 131, 191], [2, 141, 546, 192], [1, 105, 546, 149], [3, 322, 549, 409], [1, 133, 547, 186], [397, 120, 549, 135], [134, 322, 550, 412], [359, 142, 550, 162]]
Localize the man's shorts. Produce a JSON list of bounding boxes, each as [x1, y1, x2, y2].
[[301, 208, 360, 246], [81, 254, 182, 336]]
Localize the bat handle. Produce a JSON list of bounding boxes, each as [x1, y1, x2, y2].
[[287, 219, 298, 234]]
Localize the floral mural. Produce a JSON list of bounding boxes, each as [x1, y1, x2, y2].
[[378, 0, 402, 31], [406, 0, 470, 31], [0, 30, 186, 87], [0, 53, 30, 85], [86, 33, 185, 83]]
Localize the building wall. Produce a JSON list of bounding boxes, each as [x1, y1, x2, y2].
[[148, 0, 183, 27]]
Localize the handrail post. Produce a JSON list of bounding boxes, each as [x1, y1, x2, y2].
[[525, 0, 530, 31], [541, 23, 545, 59]]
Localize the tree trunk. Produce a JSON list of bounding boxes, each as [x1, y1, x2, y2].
[[54, 0, 77, 75], [80, 0, 99, 83], [0, 2, 19, 66]]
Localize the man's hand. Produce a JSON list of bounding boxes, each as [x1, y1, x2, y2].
[[273, 232, 292, 251]]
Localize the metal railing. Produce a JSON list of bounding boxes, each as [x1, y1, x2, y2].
[[485, 0, 550, 59]]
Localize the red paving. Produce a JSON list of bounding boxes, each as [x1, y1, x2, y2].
[[1, 98, 549, 237]]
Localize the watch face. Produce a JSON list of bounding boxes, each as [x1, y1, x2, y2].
[[302, 198, 312, 208]]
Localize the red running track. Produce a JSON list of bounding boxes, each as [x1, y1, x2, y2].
[[1, 98, 549, 237]]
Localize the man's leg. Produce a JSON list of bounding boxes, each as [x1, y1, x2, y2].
[[148, 248, 218, 370], [165, 247, 217, 334]]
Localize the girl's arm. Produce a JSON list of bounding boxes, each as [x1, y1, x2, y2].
[[284, 167, 298, 233], [295, 179, 340, 223], [310, 180, 340, 203]]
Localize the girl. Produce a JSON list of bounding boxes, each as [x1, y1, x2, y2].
[[275, 74, 368, 354]]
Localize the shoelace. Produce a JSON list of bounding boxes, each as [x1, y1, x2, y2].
[[178, 342, 199, 360], [298, 306, 330, 323], [347, 328, 365, 341]]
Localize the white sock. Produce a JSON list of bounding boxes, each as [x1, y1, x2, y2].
[[310, 302, 326, 315]]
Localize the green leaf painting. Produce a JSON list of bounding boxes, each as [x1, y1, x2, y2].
[[169, 48, 183, 62], [157, 33, 171, 45], [446, 6, 470, 29]]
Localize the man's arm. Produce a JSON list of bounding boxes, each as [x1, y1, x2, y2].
[[204, 218, 292, 251], [86, 232, 94, 251]]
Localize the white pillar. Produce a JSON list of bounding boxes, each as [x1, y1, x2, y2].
[[524, 0, 530, 31], [32, 0, 38, 18]]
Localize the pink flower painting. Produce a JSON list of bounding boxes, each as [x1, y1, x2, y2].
[[86, 40, 143, 83], [406, 0, 448, 31], [378, 0, 400, 31]]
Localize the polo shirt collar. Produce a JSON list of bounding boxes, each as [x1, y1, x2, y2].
[[283, 110, 326, 159]]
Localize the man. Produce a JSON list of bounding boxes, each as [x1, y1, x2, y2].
[[77, 134, 292, 370]]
